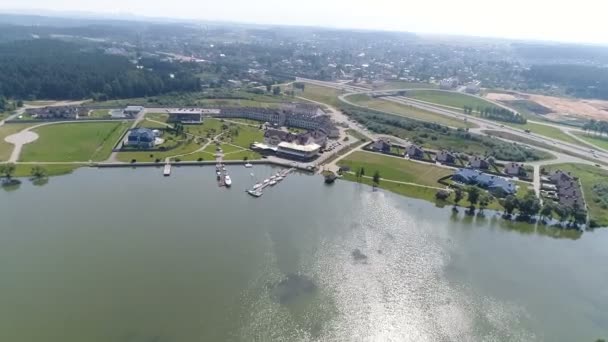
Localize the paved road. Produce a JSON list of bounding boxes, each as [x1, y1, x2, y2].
[[298, 78, 608, 167]]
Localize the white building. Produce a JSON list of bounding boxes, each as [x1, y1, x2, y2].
[[168, 109, 204, 123], [277, 142, 320, 161]]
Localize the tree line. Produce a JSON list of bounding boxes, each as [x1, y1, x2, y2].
[[0, 39, 201, 101], [463, 105, 526, 124], [583, 119, 608, 137]]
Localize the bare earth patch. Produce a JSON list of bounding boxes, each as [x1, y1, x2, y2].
[[5, 131, 39, 145], [485, 91, 608, 121]]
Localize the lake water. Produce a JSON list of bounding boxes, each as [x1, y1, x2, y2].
[[0, 166, 607, 341]]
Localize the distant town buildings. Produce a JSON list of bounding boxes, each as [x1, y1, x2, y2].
[[439, 77, 459, 90], [452, 168, 516, 197]]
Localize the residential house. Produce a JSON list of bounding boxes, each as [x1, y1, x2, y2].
[[435, 150, 456, 164], [123, 106, 144, 117], [407, 144, 425, 159], [549, 170, 585, 209], [452, 168, 516, 197], [470, 156, 490, 170], [27, 106, 80, 120], [504, 162, 526, 176], [126, 128, 157, 148], [372, 139, 392, 153]]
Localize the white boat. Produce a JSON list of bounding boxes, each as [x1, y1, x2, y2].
[[216, 171, 221, 180], [269, 180, 277, 186], [253, 183, 262, 190], [276, 176, 283, 182], [225, 176, 232, 187], [263, 179, 270, 184], [245, 163, 253, 168], [247, 189, 263, 198]]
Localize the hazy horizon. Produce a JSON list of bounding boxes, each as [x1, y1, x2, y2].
[[1, 0, 607, 45]]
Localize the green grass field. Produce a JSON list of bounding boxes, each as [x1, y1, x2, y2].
[[405, 90, 501, 111], [347, 95, 476, 129], [337, 151, 452, 187], [298, 84, 343, 107], [573, 133, 608, 151], [12, 163, 83, 178], [505, 122, 587, 147], [545, 163, 608, 227], [88, 109, 110, 118], [19, 122, 130, 162], [0, 123, 36, 161], [223, 150, 261, 161]]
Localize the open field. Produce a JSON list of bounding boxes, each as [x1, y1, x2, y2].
[[573, 133, 608, 151], [338, 156, 501, 210], [486, 91, 608, 122], [88, 109, 110, 118], [337, 151, 452, 187], [23, 101, 58, 106], [223, 150, 262, 161], [347, 94, 476, 128], [505, 122, 587, 147], [544, 163, 608, 227], [405, 90, 501, 111], [20, 122, 130, 162], [298, 84, 343, 107], [0, 123, 36, 161]]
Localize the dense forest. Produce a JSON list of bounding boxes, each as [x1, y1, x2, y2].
[[524, 64, 608, 100], [0, 39, 200, 100]]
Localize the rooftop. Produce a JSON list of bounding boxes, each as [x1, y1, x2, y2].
[[278, 141, 321, 152]]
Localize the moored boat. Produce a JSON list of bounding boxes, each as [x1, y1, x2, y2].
[[225, 175, 232, 187]]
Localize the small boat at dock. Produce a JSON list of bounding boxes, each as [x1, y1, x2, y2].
[[225, 175, 232, 187], [269, 179, 277, 186], [247, 189, 263, 197], [245, 163, 253, 168], [263, 179, 270, 184], [253, 183, 262, 190]]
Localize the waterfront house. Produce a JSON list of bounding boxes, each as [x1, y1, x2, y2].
[[126, 128, 156, 149], [452, 168, 516, 197], [372, 139, 392, 153], [548, 170, 585, 209], [470, 156, 490, 170], [435, 150, 456, 164], [407, 144, 425, 159]]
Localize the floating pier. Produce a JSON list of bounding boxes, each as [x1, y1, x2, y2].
[[246, 168, 294, 198]]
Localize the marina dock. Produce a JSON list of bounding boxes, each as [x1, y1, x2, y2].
[[247, 168, 294, 198], [163, 161, 171, 176]]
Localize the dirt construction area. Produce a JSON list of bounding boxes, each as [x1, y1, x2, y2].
[[486, 91, 608, 121]]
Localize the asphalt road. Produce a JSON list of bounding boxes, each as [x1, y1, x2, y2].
[[297, 77, 608, 167]]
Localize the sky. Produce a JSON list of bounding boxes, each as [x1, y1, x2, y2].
[[1, 0, 607, 44]]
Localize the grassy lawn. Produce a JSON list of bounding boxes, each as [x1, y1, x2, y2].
[[405, 90, 500, 111], [116, 139, 204, 162], [337, 151, 452, 187], [298, 84, 343, 107], [573, 133, 608, 151], [544, 163, 608, 227], [223, 150, 262, 161], [88, 109, 110, 118], [347, 94, 476, 129], [504, 122, 587, 147], [20, 122, 129, 162], [0, 123, 36, 161], [225, 124, 264, 148], [13, 163, 83, 177]]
